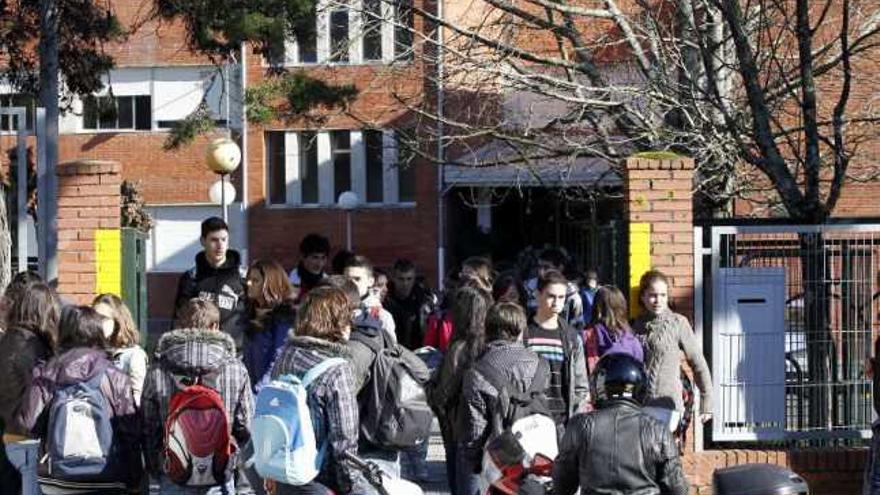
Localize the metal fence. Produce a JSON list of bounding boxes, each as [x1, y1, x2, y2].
[[701, 223, 880, 444]]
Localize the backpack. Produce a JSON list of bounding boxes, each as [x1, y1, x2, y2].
[[163, 371, 237, 486], [46, 362, 121, 481], [250, 357, 346, 485], [351, 328, 433, 450], [475, 361, 557, 495]]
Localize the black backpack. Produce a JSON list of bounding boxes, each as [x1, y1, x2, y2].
[[350, 328, 433, 450], [474, 360, 552, 433]]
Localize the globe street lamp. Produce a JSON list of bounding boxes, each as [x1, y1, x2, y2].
[[338, 191, 359, 251], [205, 137, 242, 222]]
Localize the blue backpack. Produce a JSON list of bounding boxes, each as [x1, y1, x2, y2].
[[250, 358, 346, 485], [46, 364, 121, 481]]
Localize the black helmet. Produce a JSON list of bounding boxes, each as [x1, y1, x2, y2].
[[591, 353, 648, 407]]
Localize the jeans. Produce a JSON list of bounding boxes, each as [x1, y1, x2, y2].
[[4, 439, 39, 495], [869, 422, 880, 495], [400, 441, 429, 480], [455, 445, 479, 495], [159, 476, 236, 494], [443, 441, 458, 495]]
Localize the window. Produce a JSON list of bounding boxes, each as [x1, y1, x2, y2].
[[267, 1, 412, 65], [266, 132, 286, 205], [0, 94, 36, 132], [83, 95, 151, 131], [330, 8, 350, 62], [332, 130, 352, 200], [362, 0, 383, 61], [394, 0, 414, 61], [266, 129, 414, 206], [300, 132, 319, 204]]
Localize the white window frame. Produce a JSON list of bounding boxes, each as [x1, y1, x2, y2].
[[265, 129, 416, 208], [266, 0, 412, 67]]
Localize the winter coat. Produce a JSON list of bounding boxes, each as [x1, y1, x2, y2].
[[523, 318, 590, 421], [423, 310, 454, 353], [345, 321, 389, 394], [140, 328, 254, 477], [0, 327, 54, 436], [459, 340, 550, 470], [243, 301, 295, 391], [426, 340, 471, 443], [383, 285, 436, 351], [633, 310, 713, 414], [270, 335, 370, 494], [553, 400, 689, 495], [17, 347, 142, 487], [174, 250, 248, 348], [583, 323, 644, 374]]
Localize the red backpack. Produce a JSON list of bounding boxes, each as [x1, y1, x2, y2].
[[163, 377, 237, 486]]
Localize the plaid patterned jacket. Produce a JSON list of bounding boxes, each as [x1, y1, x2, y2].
[[140, 328, 254, 476], [270, 335, 366, 494]]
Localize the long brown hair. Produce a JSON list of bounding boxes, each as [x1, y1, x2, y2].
[[295, 287, 351, 343], [637, 269, 670, 311], [93, 293, 140, 348], [247, 259, 295, 309], [591, 286, 631, 337], [7, 282, 59, 350]]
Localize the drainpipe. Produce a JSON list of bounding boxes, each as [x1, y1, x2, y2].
[[436, 0, 446, 291], [239, 44, 250, 264]]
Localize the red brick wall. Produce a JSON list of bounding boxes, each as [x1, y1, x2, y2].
[[57, 132, 230, 204], [57, 160, 121, 303]]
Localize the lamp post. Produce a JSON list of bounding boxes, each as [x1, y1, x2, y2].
[[205, 137, 242, 222], [338, 191, 359, 251]]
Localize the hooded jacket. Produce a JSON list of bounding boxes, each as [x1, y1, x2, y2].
[[0, 327, 54, 436], [140, 328, 254, 477], [174, 250, 248, 348], [270, 335, 369, 494], [552, 400, 689, 495], [16, 347, 141, 486]]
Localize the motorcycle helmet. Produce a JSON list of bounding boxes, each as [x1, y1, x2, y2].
[[591, 353, 648, 407]]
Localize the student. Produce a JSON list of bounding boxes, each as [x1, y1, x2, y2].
[[579, 268, 600, 324], [459, 302, 550, 495], [583, 285, 643, 374], [552, 353, 688, 495], [93, 293, 149, 405], [174, 216, 248, 349], [633, 269, 713, 439], [524, 248, 583, 329], [243, 259, 297, 391], [142, 298, 254, 494], [522, 270, 589, 429], [459, 256, 494, 293], [266, 287, 370, 495], [384, 258, 436, 351], [288, 233, 331, 301], [343, 255, 396, 343], [18, 305, 141, 493], [0, 282, 59, 491], [0, 270, 43, 333], [492, 271, 527, 307], [427, 283, 492, 495], [866, 338, 880, 494]]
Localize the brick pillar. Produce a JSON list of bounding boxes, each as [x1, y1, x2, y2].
[[623, 154, 695, 320], [57, 160, 121, 304]]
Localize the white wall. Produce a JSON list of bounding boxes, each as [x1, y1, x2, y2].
[[145, 203, 246, 273]]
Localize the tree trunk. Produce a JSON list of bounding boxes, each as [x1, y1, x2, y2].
[[799, 232, 834, 431]]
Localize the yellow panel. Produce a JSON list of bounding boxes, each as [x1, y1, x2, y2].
[[95, 229, 122, 296], [629, 222, 651, 317]]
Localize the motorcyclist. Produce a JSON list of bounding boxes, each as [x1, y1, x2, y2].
[[552, 353, 689, 495]]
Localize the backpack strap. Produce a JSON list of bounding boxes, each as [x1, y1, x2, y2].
[[302, 357, 347, 388]]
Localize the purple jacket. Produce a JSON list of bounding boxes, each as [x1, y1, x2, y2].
[[584, 323, 644, 373]]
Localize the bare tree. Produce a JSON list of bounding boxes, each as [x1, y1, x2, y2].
[[347, 0, 880, 220]]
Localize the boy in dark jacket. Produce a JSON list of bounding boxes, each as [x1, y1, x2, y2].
[[142, 298, 254, 494], [174, 216, 248, 348], [460, 302, 550, 495]]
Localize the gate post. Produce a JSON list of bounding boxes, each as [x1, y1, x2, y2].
[[56, 160, 121, 303], [623, 153, 695, 320]]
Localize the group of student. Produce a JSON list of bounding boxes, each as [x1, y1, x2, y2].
[[0, 213, 717, 495]]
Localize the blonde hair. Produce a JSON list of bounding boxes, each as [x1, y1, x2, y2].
[[93, 293, 140, 347]]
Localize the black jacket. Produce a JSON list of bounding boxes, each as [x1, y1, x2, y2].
[[383, 285, 435, 351], [552, 400, 689, 495], [174, 250, 247, 348]]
